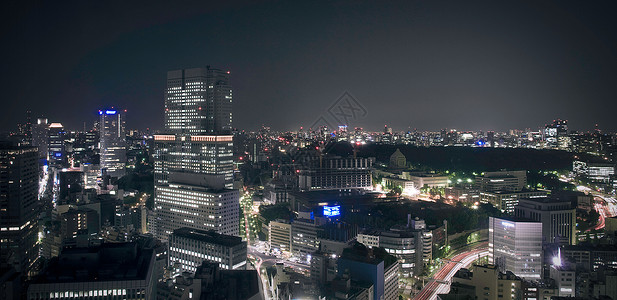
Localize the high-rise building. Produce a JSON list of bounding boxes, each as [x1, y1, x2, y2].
[[153, 66, 239, 240], [168, 227, 247, 273], [99, 109, 126, 178], [31, 118, 49, 161], [544, 119, 569, 149], [0, 142, 39, 275], [153, 179, 239, 240], [514, 198, 577, 245], [488, 217, 543, 280], [165, 67, 232, 135], [48, 123, 66, 169], [153, 134, 234, 188]]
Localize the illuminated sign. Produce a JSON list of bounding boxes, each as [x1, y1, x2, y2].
[[105, 110, 117, 115], [501, 221, 515, 228], [323, 205, 341, 217]]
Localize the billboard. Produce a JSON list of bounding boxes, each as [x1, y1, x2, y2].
[[323, 205, 341, 217]]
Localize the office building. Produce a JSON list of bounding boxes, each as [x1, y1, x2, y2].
[[357, 219, 432, 277], [269, 219, 292, 253], [444, 264, 523, 300], [291, 217, 322, 255], [480, 190, 547, 214], [488, 217, 543, 280], [153, 66, 239, 241], [154, 180, 239, 241], [168, 227, 247, 273], [99, 109, 126, 178], [515, 198, 576, 245], [298, 156, 372, 191], [0, 143, 39, 276], [27, 243, 156, 300], [31, 118, 49, 161], [153, 134, 234, 188], [337, 243, 399, 300], [158, 261, 263, 300], [48, 123, 66, 169], [165, 67, 232, 135], [476, 170, 527, 192]]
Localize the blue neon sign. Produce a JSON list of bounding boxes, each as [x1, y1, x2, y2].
[[105, 110, 117, 115], [323, 205, 341, 217]]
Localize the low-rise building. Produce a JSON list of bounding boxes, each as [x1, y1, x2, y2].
[[168, 227, 247, 273]]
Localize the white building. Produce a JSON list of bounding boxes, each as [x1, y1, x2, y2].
[[489, 217, 543, 280], [154, 181, 239, 241], [168, 227, 247, 273]]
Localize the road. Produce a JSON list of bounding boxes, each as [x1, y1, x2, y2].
[[413, 247, 488, 300]]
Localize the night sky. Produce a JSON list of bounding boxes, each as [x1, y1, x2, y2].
[[2, 1, 617, 132]]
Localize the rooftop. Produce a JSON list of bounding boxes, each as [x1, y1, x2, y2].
[[172, 227, 245, 247]]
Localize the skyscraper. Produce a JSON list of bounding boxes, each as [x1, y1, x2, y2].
[[99, 109, 126, 178], [153, 67, 238, 241], [165, 67, 233, 135], [0, 142, 39, 276], [47, 123, 66, 169], [31, 118, 49, 162]]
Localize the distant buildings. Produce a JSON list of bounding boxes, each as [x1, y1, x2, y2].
[[168, 227, 247, 273], [0, 143, 39, 276], [476, 170, 527, 192], [99, 109, 126, 178], [515, 198, 576, 245], [488, 217, 543, 280], [480, 190, 547, 214], [573, 160, 615, 183], [297, 156, 373, 191]]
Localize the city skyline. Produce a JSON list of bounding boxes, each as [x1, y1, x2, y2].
[[2, 1, 617, 132]]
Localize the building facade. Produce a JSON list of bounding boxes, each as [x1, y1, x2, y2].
[[0, 143, 39, 276], [168, 227, 247, 273], [514, 198, 577, 245], [99, 109, 126, 178], [488, 217, 543, 280]]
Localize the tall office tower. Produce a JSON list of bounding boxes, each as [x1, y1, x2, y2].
[[24, 110, 32, 145], [165, 67, 233, 135], [489, 217, 543, 280], [99, 109, 126, 178], [154, 67, 238, 241], [0, 142, 39, 275], [31, 118, 49, 161], [515, 198, 577, 245], [47, 123, 66, 169], [153, 134, 234, 188]]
